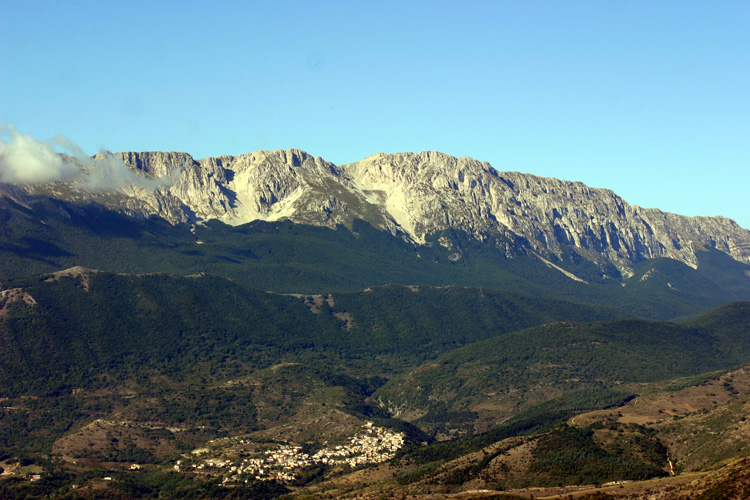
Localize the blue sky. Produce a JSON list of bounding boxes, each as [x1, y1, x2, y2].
[[2, 1, 749, 228]]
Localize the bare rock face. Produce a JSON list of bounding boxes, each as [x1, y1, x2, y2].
[[7, 149, 750, 276], [334, 151, 750, 272], [112, 151, 196, 179], [111, 149, 397, 233]]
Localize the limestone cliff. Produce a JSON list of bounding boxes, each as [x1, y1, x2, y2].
[[8, 149, 750, 277]]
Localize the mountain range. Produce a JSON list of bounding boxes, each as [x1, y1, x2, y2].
[[2, 149, 750, 499], [11, 149, 750, 275]]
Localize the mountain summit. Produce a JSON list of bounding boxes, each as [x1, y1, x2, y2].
[[9, 149, 750, 278]]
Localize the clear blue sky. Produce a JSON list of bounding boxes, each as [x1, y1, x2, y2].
[[2, 0, 749, 228]]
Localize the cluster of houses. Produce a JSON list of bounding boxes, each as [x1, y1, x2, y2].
[[310, 421, 405, 467], [173, 422, 405, 483]]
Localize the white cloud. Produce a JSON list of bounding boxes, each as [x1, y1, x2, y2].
[[78, 150, 172, 192], [0, 125, 79, 184], [0, 125, 175, 192]]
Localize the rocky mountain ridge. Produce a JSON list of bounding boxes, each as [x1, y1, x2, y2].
[[11, 149, 750, 278]]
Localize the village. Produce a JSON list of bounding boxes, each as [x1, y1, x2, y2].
[[173, 422, 405, 484]]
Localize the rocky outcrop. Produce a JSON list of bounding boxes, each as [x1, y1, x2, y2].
[[6, 149, 750, 276], [111, 151, 196, 178]]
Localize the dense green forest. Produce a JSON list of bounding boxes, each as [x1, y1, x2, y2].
[[0, 272, 622, 397], [3, 196, 750, 319]]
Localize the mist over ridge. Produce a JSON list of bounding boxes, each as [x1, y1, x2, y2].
[[0, 125, 175, 192]]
